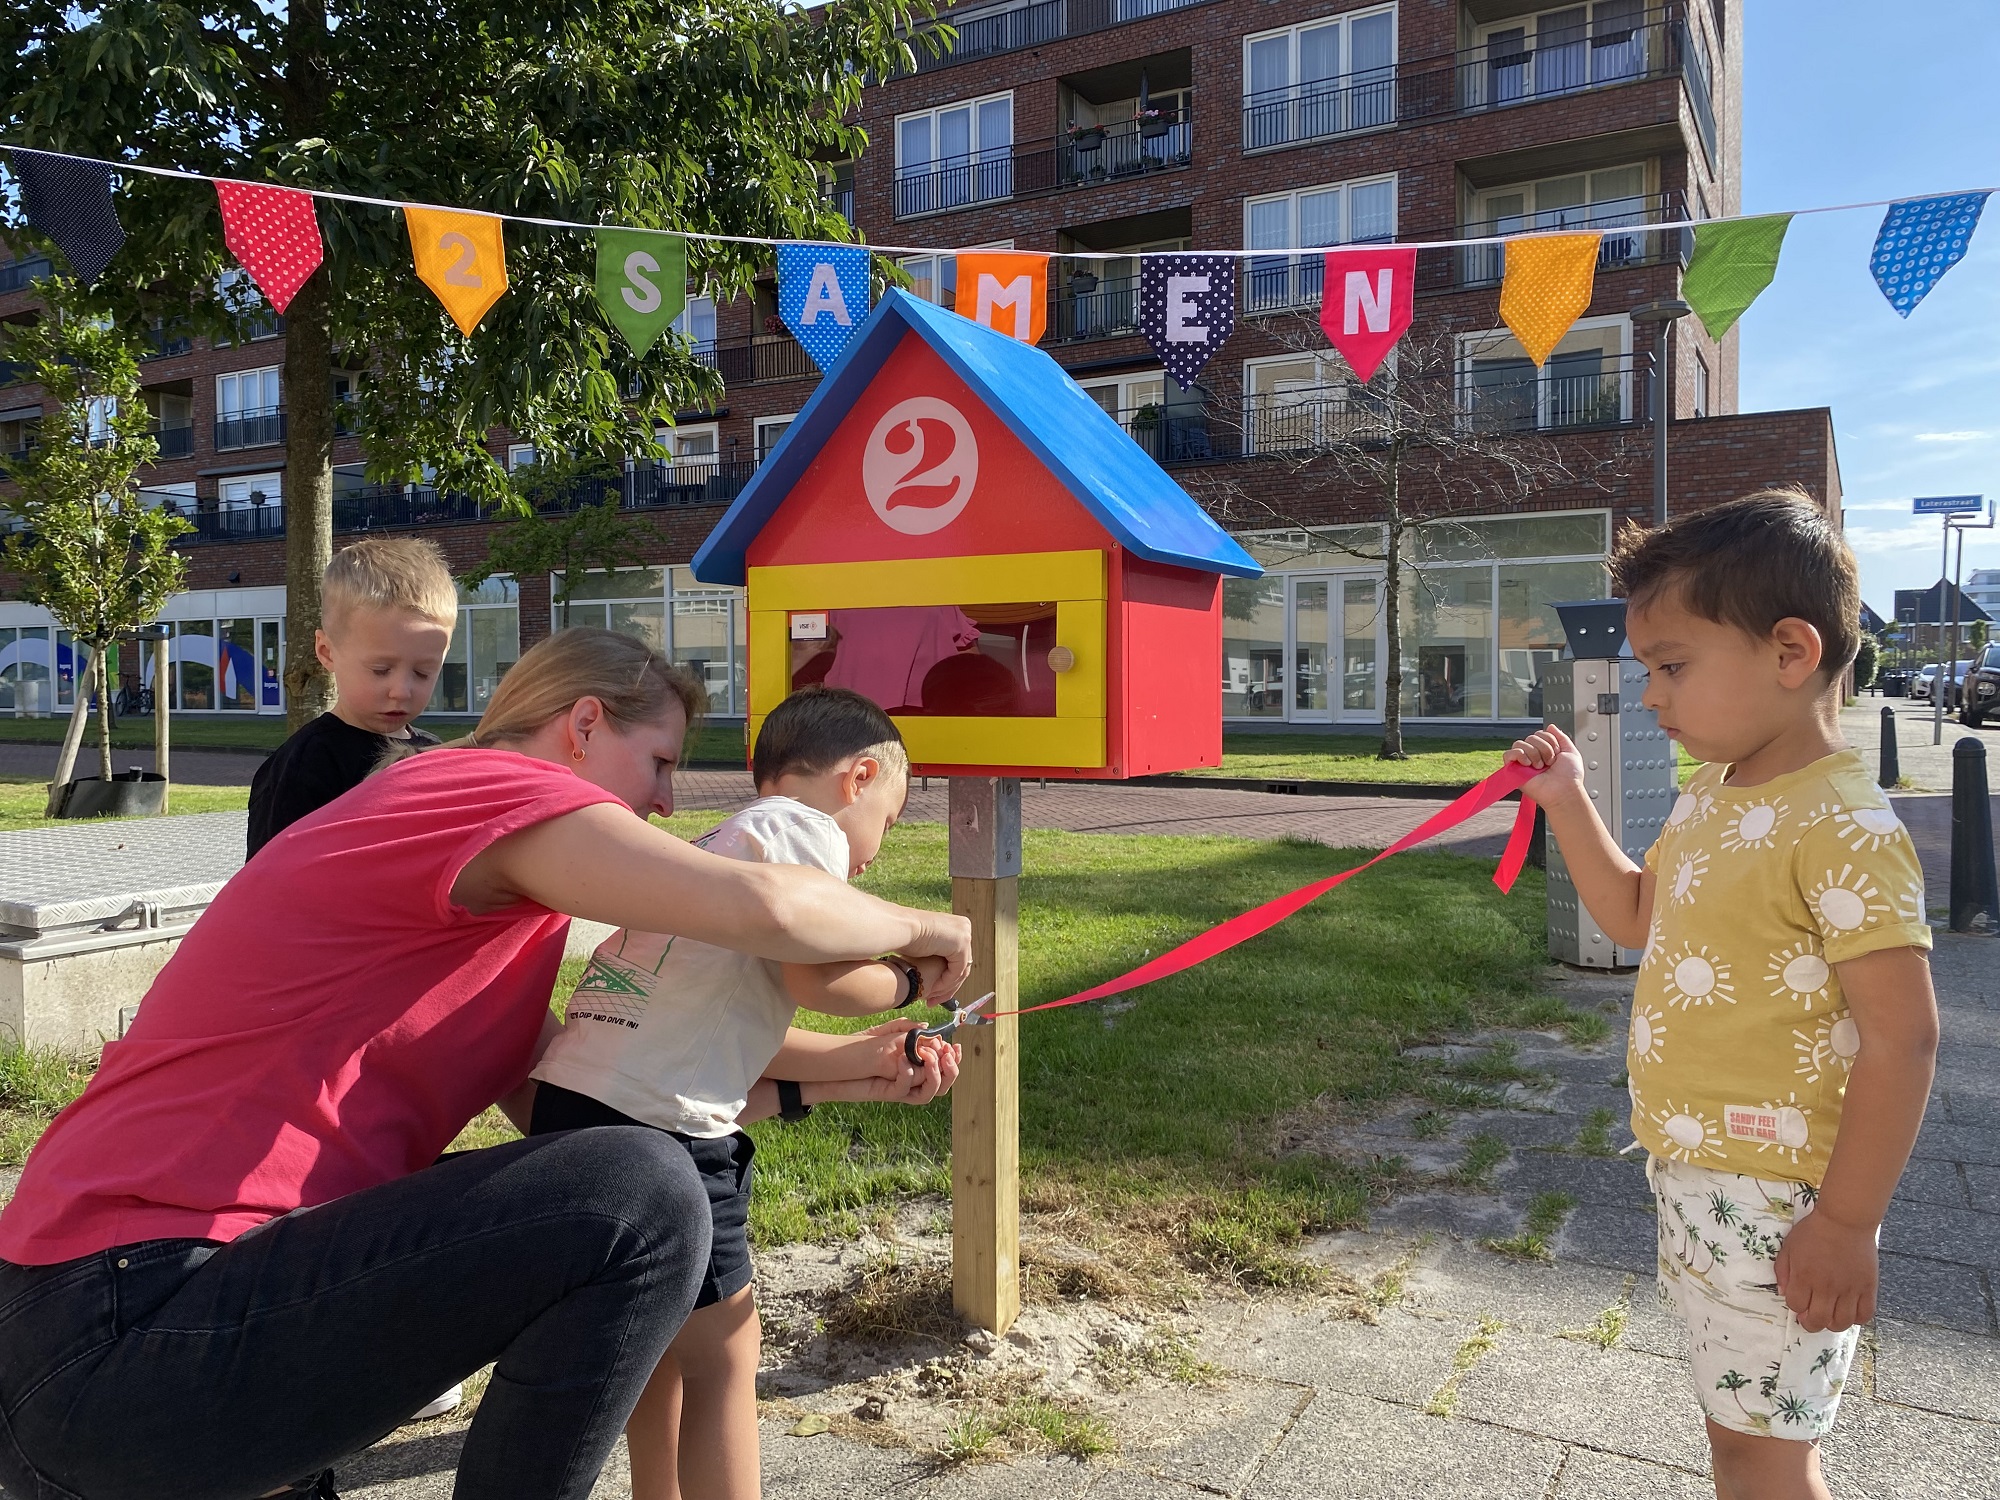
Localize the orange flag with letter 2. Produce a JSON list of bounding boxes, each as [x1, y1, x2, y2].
[[1498, 233, 1601, 366], [405, 206, 508, 335], [954, 251, 1048, 343]]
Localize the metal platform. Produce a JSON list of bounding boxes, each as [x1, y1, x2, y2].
[[0, 812, 246, 942]]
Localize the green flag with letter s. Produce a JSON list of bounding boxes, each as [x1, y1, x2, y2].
[[595, 228, 687, 357]]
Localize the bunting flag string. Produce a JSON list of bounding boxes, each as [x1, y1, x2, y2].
[[1139, 254, 1236, 389], [778, 242, 870, 370], [954, 250, 1048, 343], [1680, 214, 1791, 340], [404, 205, 508, 335], [1870, 191, 1990, 318], [6, 148, 125, 287], [595, 227, 686, 357], [0, 143, 1993, 386], [1319, 246, 1415, 383], [213, 180, 323, 314], [1499, 232, 1602, 367]]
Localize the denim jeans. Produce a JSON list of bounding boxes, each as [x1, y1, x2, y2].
[[0, 1127, 710, 1500]]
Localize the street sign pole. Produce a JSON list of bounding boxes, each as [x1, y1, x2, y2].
[[1914, 498, 1984, 744]]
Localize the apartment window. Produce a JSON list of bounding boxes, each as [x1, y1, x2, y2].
[[214, 268, 282, 343], [1077, 372, 1204, 461], [1245, 176, 1396, 313], [85, 397, 117, 443], [671, 566, 746, 717], [1466, 164, 1651, 282], [639, 422, 725, 502], [1242, 353, 1390, 453], [216, 366, 284, 450], [1472, 1, 1649, 109], [673, 296, 718, 353], [1053, 239, 1186, 343], [755, 414, 795, 463], [895, 92, 1014, 217], [1243, 6, 1396, 150], [435, 577, 520, 714], [1693, 352, 1710, 419], [218, 473, 282, 511], [897, 242, 1009, 309], [506, 444, 539, 472], [1460, 320, 1632, 434], [556, 566, 667, 644]]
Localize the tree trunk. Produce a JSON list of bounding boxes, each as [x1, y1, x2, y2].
[[1378, 445, 1408, 761], [281, 0, 335, 731], [94, 648, 114, 782], [46, 653, 97, 815]]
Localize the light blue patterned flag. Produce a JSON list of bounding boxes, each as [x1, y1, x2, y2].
[[1869, 192, 1990, 317], [778, 243, 871, 370]]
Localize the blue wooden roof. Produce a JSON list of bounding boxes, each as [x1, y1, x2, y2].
[[690, 288, 1262, 584]]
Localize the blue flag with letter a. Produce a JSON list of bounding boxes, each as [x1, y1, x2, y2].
[[779, 244, 871, 371]]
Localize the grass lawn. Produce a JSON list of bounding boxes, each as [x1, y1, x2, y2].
[[0, 805, 1577, 1284], [1199, 732, 1518, 786], [0, 715, 750, 764], [0, 775, 250, 832]]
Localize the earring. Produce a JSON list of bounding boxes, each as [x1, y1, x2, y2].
[[571, 747, 586, 762]]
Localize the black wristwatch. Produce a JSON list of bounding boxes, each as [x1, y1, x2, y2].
[[892, 958, 924, 1009], [776, 1078, 812, 1123]]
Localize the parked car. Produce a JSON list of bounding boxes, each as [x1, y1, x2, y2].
[[1961, 646, 2000, 726], [1911, 660, 1976, 708]]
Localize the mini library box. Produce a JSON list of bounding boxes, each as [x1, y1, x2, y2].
[[691, 288, 1262, 778]]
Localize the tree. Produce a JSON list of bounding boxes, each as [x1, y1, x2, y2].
[[1852, 634, 1880, 692], [462, 454, 659, 625], [1197, 324, 1612, 758], [0, 277, 190, 811], [1, 0, 940, 728]]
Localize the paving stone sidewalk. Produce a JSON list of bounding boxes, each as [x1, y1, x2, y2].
[[339, 927, 2000, 1499]]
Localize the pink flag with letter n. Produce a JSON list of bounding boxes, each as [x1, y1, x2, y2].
[[1319, 246, 1416, 382]]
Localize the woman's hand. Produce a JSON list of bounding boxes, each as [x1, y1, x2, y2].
[[1506, 726, 1587, 810], [902, 913, 974, 1001]]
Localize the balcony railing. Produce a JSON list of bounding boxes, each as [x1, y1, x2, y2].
[[0, 362, 30, 388], [692, 333, 819, 387], [1458, 350, 1649, 433], [143, 325, 195, 360], [214, 408, 287, 450], [894, 144, 1024, 218], [907, 0, 1216, 75], [152, 422, 195, 458], [1058, 109, 1192, 184], [170, 459, 760, 545], [1242, 69, 1397, 151], [1232, 10, 1708, 156], [1446, 192, 1687, 289], [825, 187, 856, 225], [0, 258, 52, 295], [1047, 272, 1141, 344]]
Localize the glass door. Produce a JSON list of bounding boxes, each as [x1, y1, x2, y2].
[[1290, 577, 1331, 721], [1339, 576, 1381, 719], [258, 619, 284, 712]]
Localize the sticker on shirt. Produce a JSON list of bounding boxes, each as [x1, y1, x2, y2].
[[1667, 849, 1711, 906], [1807, 865, 1892, 939], [1766, 943, 1832, 1011], [1717, 797, 1788, 854], [1725, 1097, 1815, 1164], [1652, 1100, 1726, 1162], [1661, 945, 1736, 1009], [1793, 1012, 1860, 1084]]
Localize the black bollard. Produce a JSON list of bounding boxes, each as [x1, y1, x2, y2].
[[1949, 737, 2000, 932], [1879, 705, 1900, 790]]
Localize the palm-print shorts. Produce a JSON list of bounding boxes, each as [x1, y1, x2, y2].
[[1648, 1155, 1861, 1440]]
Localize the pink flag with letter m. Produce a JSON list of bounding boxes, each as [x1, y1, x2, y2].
[[1319, 246, 1416, 383]]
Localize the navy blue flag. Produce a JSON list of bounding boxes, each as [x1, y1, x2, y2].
[[779, 243, 871, 371], [7, 149, 125, 286], [1139, 255, 1236, 390], [1870, 192, 1989, 318]]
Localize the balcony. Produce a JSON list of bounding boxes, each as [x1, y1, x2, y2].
[[690, 332, 819, 387], [1047, 272, 1140, 344], [894, 144, 1024, 218], [171, 459, 760, 545], [1238, 10, 1714, 166], [0, 362, 29, 389], [1438, 192, 1687, 290], [152, 422, 195, 459], [907, 0, 1217, 76], [214, 407, 287, 450], [1459, 350, 1649, 434], [142, 325, 194, 360], [0, 258, 52, 296], [1058, 108, 1191, 185], [825, 186, 856, 226]]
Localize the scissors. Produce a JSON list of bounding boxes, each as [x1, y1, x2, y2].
[[903, 991, 994, 1066]]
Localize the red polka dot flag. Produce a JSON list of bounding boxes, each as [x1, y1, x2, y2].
[[213, 180, 323, 314]]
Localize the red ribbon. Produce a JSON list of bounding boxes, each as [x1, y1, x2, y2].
[[989, 760, 1541, 1020]]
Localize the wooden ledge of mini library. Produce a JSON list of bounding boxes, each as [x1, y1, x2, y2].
[[747, 550, 1107, 612]]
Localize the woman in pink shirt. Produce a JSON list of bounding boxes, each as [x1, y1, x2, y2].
[[0, 629, 971, 1500]]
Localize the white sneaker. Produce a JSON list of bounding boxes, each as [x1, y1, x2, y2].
[[410, 1384, 463, 1421]]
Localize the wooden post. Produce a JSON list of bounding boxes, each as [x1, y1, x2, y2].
[[948, 776, 1021, 1335], [153, 634, 170, 814]]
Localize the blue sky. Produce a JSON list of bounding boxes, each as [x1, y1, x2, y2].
[[1739, 1, 2000, 612]]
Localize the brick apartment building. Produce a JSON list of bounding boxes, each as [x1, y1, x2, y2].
[[0, 0, 1841, 731]]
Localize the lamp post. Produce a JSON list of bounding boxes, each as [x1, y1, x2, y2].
[[1629, 298, 1691, 529]]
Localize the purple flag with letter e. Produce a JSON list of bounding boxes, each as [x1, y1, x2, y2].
[[1139, 254, 1236, 390]]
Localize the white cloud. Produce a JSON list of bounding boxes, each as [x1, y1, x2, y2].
[[1912, 430, 1991, 443]]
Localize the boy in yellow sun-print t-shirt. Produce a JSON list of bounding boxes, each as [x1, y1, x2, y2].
[[1512, 491, 1938, 1500]]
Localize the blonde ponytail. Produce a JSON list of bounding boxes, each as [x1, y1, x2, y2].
[[466, 627, 706, 747]]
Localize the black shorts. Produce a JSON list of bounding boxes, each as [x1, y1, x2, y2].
[[528, 1083, 754, 1309]]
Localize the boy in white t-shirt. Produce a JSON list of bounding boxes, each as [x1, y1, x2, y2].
[[529, 686, 951, 1500]]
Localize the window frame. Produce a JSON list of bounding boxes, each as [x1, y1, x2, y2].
[[1241, 4, 1399, 151], [893, 91, 1017, 217], [1242, 173, 1398, 314]]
